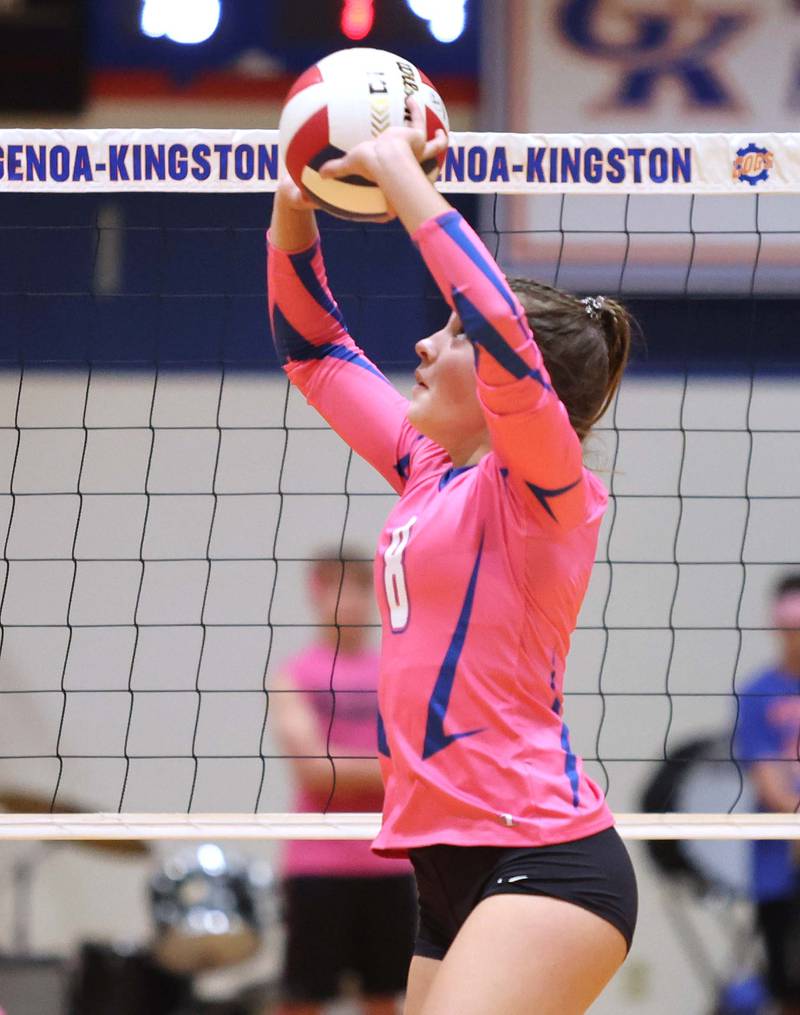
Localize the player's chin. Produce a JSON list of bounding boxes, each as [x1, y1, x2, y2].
[[406, 392, 435, 434]]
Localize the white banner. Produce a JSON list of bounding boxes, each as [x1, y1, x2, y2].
[[0, 128, 798, 194]]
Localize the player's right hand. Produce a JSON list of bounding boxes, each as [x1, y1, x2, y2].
[[277, 174, 320, 212]]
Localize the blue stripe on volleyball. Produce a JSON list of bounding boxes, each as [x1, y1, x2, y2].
[[307, 143, 346, 168], [288, 244, 346, 329], [308, 144, 378, 188], [452, 288, 551, 389], [308, 145, 379, 188], [330, 174, 378, 187]]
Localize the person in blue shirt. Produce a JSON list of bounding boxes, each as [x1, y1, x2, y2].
[[735, 572, 800, 1015]]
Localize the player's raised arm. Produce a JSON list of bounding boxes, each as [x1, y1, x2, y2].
[[267, 178, 419, 494], [409, 210, 631, 526], [318, 101, 631, 528]]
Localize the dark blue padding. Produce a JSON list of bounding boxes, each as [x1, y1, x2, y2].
[[1, 193, 795, 372]]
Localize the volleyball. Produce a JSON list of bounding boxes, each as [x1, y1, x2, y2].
[[278, 47, 449, 220]]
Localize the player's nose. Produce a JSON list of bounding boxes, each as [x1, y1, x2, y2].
[[415, 335, 436, 363]]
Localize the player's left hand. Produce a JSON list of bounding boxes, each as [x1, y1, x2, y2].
[[318, 97, 448, 189]]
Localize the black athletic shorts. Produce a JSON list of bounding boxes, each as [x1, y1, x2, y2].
[[758, 894, 800, 1003], [409, 826, 637, 961], [282, 874, 417, 1002]]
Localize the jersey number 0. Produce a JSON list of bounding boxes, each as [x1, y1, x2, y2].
[[383, 516, 417, 632]]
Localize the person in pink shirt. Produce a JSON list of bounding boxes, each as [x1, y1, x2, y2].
[[267, 98, 637, 1015], [272, 549, 416, 1015]]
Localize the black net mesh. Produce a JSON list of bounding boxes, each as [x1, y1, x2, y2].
[[0, 188, 798, 821]]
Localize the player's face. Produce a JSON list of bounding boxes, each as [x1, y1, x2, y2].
[[408, 313, 488, 456]]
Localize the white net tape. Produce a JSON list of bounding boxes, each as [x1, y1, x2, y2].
[[0, 129, 798, 195], [0, 812, 799, 841]]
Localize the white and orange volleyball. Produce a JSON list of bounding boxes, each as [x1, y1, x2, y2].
[[278, 48, 449, 220]]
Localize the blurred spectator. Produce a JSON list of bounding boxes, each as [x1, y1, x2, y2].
[[735, 572, 800, 1015], [271, 549, 416, 1015]]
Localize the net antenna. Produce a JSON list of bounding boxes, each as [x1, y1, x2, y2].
[[0, 129, 799, 842]]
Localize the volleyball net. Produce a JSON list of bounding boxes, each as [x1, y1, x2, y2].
[[0, 129, 799, 841]]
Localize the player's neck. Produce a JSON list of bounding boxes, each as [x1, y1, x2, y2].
[[448, 436, 492, 469]]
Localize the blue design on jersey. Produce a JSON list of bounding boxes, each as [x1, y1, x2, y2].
[[272, 305, 389, 381], [525, 477, 582, 521], [560, 723, 580, 808], [438, 464, 476, 490], [271, 303, 313, 363], [550, 653, 579, 807], [422, 535, 486, 759], [395, 453, 411, 480], [377, 708, 391, 758], [435, 210, 524, 331], [326, 345, 390, 380], [288, 243, 346, 328], [451, 288, 551, 389]]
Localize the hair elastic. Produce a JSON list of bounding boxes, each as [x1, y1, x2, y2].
[[581, 295, 606, 319]]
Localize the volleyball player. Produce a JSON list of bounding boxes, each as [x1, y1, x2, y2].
[[272, 549, 416, 1015], [267, 98, 637, 1015], [735, 573, 800, 1015]]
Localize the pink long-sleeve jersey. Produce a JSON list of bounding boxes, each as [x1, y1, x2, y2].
[[267, 209, 614, 856]]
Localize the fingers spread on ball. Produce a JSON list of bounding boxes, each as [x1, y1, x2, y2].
[[278, 48, 449, 220], [406, 95, 424, 129], [425, 129, 449, 161], [317, 157, 347, 180]]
